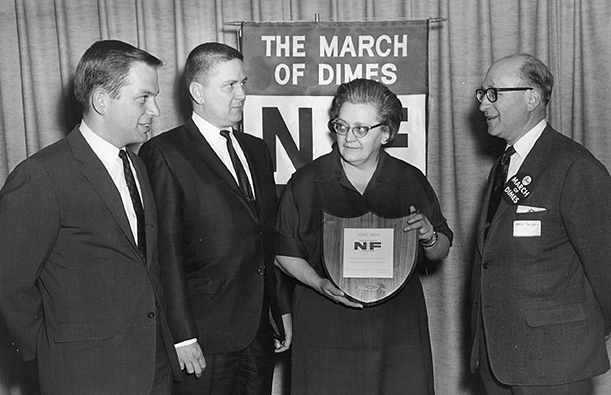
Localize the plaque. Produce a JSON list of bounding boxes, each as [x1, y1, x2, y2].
[[322, 211, 418, 306]]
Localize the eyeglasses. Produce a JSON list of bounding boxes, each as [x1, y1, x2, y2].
[[328, 119, 385, 138], [475, 87, 533, 103]]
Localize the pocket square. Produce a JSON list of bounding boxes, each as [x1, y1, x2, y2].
[[516, 205, 546, 213]]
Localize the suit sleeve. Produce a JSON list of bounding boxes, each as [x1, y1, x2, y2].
[[0, 159, 59, 360], [258, 141, 293, 315], [560, 155, 611, 332], [138, 143, 199, 343]]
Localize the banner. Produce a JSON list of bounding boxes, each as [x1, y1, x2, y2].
[[241, 20, 429, 184]]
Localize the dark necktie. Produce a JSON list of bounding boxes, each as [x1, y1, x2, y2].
[[118, 149, 146, 261], [220, 130, 256, 210], [486, 146, 516, 232]]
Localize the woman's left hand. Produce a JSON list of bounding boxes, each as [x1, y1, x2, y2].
[[403, 205, 435, 244]]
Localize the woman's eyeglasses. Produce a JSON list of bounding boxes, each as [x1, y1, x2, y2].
[[328, 119, 385, 138]]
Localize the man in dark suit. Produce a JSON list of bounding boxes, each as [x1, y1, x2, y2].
[[138, 42, 291, 395], [0, 40, 180, 395], [470, 53, 611, 394]]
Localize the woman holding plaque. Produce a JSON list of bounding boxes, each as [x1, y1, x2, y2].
[[275, 78, 452, 394]]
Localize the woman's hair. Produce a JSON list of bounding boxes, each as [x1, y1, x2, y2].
[[329, 78, 404, 142]]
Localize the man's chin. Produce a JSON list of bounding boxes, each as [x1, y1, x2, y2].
[[486, 126, 499, 138], [229, 118, 243, 128]]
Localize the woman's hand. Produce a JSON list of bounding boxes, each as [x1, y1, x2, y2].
[[317, 278, 363, 309], [403, 205, 436, 244], [402, 206, 450, 260], [276, 255, 363, 309]]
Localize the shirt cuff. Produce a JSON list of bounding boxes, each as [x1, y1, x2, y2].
[[174, 338, 197, 348]]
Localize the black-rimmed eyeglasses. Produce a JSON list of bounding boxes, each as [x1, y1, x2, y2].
[[475, 87, 533, 103], [328, 119, 385, 138]]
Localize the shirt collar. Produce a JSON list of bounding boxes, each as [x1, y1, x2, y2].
[[192, 111, 232, 137], [79, 120, 123, 167], [510, 119, 547, 162]]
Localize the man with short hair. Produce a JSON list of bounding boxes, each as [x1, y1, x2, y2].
[[0, 39, 180, 395], [139, 42, 291, 395]]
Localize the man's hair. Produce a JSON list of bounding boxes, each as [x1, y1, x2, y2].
[[73, 40, 162, 114], [184, 42, 243, 88], [329, 78, 404, 142], [509, 53, 554, 105]]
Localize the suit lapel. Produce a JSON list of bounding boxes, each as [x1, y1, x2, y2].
[[233, 131, 261, 198], [185, 120, 258, 216], [494, 125, 554, 219], [67, 128, 143, 263], [481, 124, 555, 249], [510, 124, 554, 181], [233, 131, 262, 217], [129, 149, 156, 266], [184, 120, 243, 196]]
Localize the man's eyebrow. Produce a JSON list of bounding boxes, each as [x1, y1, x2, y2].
[[137, 87, 160, 96]]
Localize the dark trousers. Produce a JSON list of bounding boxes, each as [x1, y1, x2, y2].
[[173, 315, 275, 395]]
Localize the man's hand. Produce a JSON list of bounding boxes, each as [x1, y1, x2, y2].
[[176, 342, 206, 378], [274, 313, 293, 353]]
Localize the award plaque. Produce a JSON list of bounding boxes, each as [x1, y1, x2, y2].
[[322, 211, 418, 306]]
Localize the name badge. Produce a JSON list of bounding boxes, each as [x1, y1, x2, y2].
[[503, 173, 533, 205], [513, 220, 541, 237]]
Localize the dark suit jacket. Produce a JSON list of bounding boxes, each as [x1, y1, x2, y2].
[[470, 124, 611, 385], [138, 119, 288, 354], [0, 127, 179, 395]]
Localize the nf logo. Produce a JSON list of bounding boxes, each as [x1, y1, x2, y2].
[[354, 241, 382, 250]]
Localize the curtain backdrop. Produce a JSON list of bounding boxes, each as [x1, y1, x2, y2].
[[2, 1, 611, 394]]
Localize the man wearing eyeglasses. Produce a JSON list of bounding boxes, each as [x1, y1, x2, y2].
[[470, 53, 611, 395]]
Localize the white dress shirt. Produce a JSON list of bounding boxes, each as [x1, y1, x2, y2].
[[506, 119, 547, 181], [191, 112, 256, 198], [80, 120, 143, 243]]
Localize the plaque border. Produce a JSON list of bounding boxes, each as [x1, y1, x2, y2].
[[322, 211, 418, 306]]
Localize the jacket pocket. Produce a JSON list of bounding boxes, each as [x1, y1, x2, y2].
[[525, 302, 586, 327], [54, 319, 118, 342]]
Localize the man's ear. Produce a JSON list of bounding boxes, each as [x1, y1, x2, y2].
[[91, 89, 107, 115], [527, 88, 542, 111], [189, 81, 205, 105]]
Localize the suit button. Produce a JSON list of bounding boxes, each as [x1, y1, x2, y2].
[[147, 311, 155, 319], [257, 267, 264, 275], [475, 302, 479, 308], [482, 262, 490, 269], [484, 222, 491, 229]]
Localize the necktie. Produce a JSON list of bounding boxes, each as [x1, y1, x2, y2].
[[485, 146, 516, 233], [220, 130, 256, 211], [118, 149, 146, 261]]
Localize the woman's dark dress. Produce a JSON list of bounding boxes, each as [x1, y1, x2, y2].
[[276, 146, 453, 395]]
